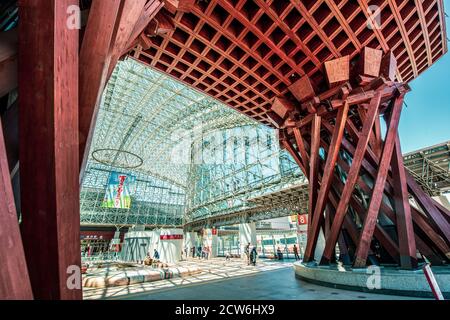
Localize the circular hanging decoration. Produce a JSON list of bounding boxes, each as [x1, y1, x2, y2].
[[91, 148, 143, 169]]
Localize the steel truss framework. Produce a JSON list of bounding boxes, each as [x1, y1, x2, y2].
[[185, 124, 306, 223], [82, 58, 307, 228], [403, 141, 450, 196], [272, 48, 450, 269]]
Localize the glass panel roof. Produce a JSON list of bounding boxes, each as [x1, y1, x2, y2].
[[88, 58, 256, 187], [81, 58, 306, 227]]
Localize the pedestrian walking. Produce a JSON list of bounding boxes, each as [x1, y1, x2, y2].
[[293, 244, 300, 260]]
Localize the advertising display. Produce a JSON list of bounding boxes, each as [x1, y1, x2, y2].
[[102, 172, 136, 209]]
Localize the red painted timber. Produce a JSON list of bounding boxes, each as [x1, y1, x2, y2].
[[407, 172, 450, 245], [303, 102, 349, 262], [19, 0, 81, 299], [308, 114, 321, 230], [293, 127, 310, 177], [353, 94, 405, 267], [391, 135, 418, 269], [0, 28, 17, 98], [0, 117, 33, 299], [79, 0, 122, 173], [321, 91, 382, 263], [282, 139, 307, 175]]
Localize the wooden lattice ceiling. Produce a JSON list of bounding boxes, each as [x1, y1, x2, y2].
[[133, 0, 447, 126]]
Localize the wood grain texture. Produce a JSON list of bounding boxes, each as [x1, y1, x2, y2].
[[19, 0, 81, 299]]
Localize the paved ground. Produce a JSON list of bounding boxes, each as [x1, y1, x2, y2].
[[83, 258, 426, 300]]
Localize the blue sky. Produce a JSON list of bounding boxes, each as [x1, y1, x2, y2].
[[398, 0, 450, 153]]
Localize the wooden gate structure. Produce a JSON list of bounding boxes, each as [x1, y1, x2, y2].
[[0, 0, 448, 299]]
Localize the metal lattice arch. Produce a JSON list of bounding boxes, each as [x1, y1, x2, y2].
[[81, 58, 308, 227]]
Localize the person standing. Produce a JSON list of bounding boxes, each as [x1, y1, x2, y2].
[[153, 248, 160, 260], [205, 246, 210, 260], [276, 247, 283, 260], [250, 246, 258, 266], [245, 243, 250, 265], [225, 251, 231, 261], [293, 244, 300, 261]]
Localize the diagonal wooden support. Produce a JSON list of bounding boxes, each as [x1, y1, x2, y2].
[[106, 0, 151, 81], [0, 121, 33, 299], [0, 28, 17, 98], [353, 93, 405, 267], [303, 102, 349, 262], [391, 135, 418, 269], [336, 133, 449, 262], [320, 91, 382, 264], [293, 127, 310, 176], [324, 155, 400, 263], [79, 0, 122, 173], [308, 114, 321, 230], [411, 206, 450, 260], [282, 138, 307, 175], [407, 172, 450, 245], [124, 0, 164, 51]]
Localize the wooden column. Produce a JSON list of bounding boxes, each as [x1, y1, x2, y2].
[[0, 120, 33, 299], [19, 0, 81, 299]]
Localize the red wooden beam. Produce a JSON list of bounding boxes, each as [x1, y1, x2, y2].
[[293, 127, 309, 176], [321, 91, 382, 264], [353, 94, 405, 267], [106, 0, 150, 80], [0, 28, 17, 98], [0, 116, 33, 300], [124, 0, 164, 51], [407, 172, 450, 245], [281, 138, 307, 175], [303, 102, 349, 262], [411, 206, 450, 260], [79, 0, 122, 172], [391, 135, 418, 269], [322, 140, 400, 263], [336, 135, 449, 262], [308, 114, 321, 231], [19, 0, 81, 299]]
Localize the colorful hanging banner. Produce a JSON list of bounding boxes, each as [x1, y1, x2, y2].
[[102, 172, 136, 209]]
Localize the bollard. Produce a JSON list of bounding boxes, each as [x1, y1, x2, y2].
[[422, 263, 444, 300]]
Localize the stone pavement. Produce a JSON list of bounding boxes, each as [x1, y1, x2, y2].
[[82, 258, 427, 300]]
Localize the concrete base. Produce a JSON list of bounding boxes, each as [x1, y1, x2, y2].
[[294, 261, 450, 299]]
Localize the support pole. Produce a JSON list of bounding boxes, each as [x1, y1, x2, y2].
[[19, 0, 82, 299]]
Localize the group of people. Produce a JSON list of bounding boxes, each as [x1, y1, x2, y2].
[[275, 244, 301, 260], [187, 245, 211, 260]]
